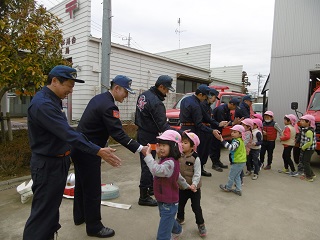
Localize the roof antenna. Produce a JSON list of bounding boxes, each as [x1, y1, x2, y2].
[[175, 18, 186, 49]]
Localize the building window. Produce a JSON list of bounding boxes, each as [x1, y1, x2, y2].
[[176, 79, 202, 93]]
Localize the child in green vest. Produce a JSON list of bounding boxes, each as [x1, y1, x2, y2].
[[219, 125, 247, 196]]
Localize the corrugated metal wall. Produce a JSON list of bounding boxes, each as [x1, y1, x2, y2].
[[268, 0, 320, 128]]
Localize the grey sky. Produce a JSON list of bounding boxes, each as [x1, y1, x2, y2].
[[39, 0, 275, 93]]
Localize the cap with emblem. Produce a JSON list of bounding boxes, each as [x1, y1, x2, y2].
[[242, 95, 253, 102], [111, 75, 135, 94], [49, 65, 85, 83], [197, 84, 211, 96], [209, 88, 220, 100], [155, 75, 175, 92], [229, 97, 240, 105]]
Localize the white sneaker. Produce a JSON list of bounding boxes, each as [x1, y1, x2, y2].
[[252, 174, 258, 180], [171, 229, 183, 240]]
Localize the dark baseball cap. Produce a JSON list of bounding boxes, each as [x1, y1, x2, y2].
[[111, 75, 135, 94], [243, 95, 253, 101], [155, 75, 175, 92], [209, 88, 220, 100], [49, 65, 84, 83], [197, 84, 211, 96], [229, 97, 240, 105]]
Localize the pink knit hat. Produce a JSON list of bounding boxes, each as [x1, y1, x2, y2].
[[300, 114, 316, 129], [253, 113, 263, 121], [230, 125, 245, 134], [157, 130, 182, 152], [241, 118, 254, 129], [252, 118, 263, 129], [183, 131, 200, 152], [285, 114, 297, 126]]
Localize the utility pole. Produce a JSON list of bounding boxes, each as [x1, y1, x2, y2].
[[256, 73, 266, 97], [122, 33, 132, 47], [101, 0, 112, 93]]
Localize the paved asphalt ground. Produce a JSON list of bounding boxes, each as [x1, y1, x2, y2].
[[1, 140, 320, 240]]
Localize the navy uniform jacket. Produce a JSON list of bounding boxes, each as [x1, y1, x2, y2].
[[200, 100, 219, 129], [76, 91, 140, 152], [28, 86, 100, 157], [212, 104, 232, 132], [135, 86, 171, 135], [235, 102, 250, 119], [179, 95, 214, 135]]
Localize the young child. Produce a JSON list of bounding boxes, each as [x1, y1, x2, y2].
[[249, 118, 263, 180], [241, 118, 253, 177], [176, 131, 207, 237], [298, 115, 316, 182], [253, 113, 263, 121], [260, 110, 282, 170], [279, 114, 297, 174], [143, 130, 192, 240], [219, 125, 247, 196]]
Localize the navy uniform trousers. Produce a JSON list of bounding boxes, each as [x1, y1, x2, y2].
[[72, 150, 104, 234], [137, 129, 156, 189], [197, 130, 213, 169], [23, 154, 70, 240]]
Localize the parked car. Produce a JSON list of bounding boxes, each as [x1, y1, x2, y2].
[[252, 103, 263, 114], [166, 86, 253, 140]]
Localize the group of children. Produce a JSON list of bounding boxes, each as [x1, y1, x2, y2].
[[142, 111, 317, 240]]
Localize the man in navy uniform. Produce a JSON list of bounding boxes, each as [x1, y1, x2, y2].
[[135, 75, 175, 206], [23, 65, 121, 240], [71, 75, 147, 238], [179, 84, 221, 177], [210, 97, 243, 171], [198, 88, 229, 176], [235, 95, 253, 119]]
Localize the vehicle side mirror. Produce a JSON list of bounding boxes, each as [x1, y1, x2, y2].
[[291, 102, 298, 110]]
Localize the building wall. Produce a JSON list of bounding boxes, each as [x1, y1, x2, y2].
[[211, 65, 243, 85], [268, 0, 320, 127], [156, 44, 211, 70], [50, 1, 211, 121]]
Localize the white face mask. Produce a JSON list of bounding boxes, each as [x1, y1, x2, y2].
[[265, 119, 271, 123]]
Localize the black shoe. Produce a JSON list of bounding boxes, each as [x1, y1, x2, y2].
[[201, 170, 212, 177], [147, 188, 154, 196], [74, 219, 85, 226], [87, 227, 115, 238], [212, 165, 223, 172], [218, 162, 228, 169], [138, 196, 158, 206]]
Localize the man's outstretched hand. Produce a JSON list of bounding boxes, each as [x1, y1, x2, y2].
[[98, 147, 122, 167]]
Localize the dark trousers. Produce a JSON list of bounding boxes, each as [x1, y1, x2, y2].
[[260, 141, 276, 166], [293, 146, 301, 165], [137, 129, 156, 190], [301, 150, 315, 178], [282, 146, 295, 172], [248, 149, 260, 174], [177, 189, 204, 225], [198, 131, 213, 169], [72, 151, 104, 234], [209, 133, 222, 166], [23, 154, 70, 240]]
